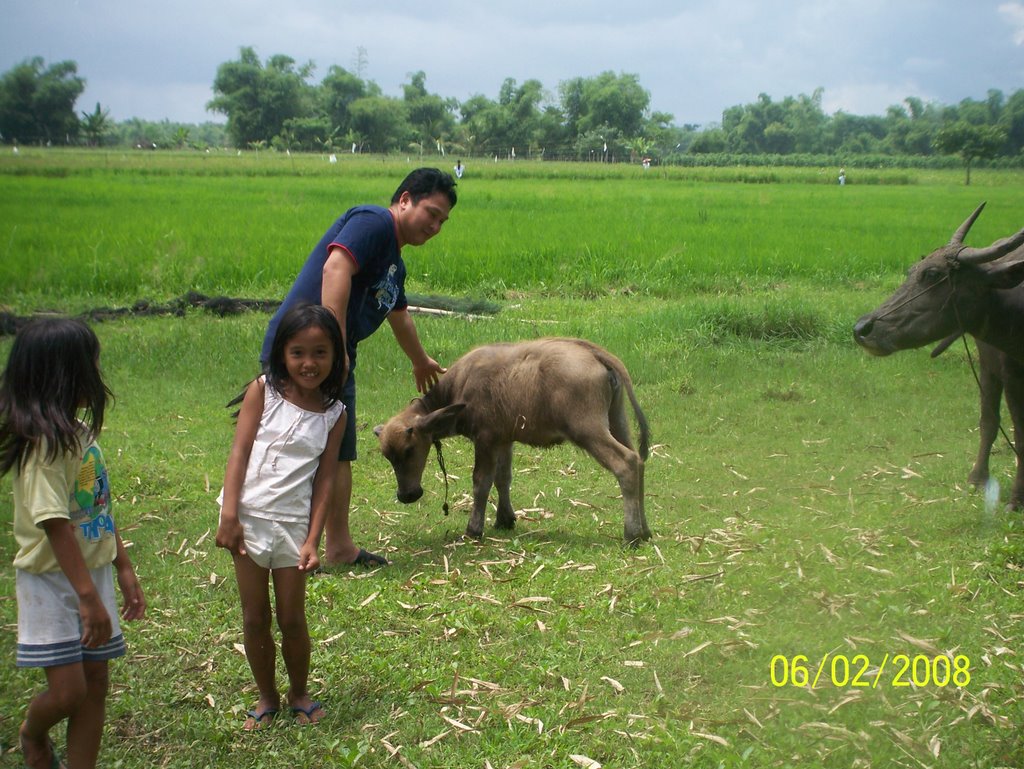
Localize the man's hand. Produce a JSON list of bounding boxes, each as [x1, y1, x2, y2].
[[413, 357, 446, 393]]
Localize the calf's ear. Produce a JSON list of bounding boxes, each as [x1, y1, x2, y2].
[[415, 403, 466, 437], [986, 258, 1024, 290], [373, 424, 384, 437]]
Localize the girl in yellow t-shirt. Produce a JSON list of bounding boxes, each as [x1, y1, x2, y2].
[[0, 318, 145, 769]]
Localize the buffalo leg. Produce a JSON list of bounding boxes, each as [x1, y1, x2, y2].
[[970, 340, 1003, 488], [1004, 356, 1024, 510], [607, 399, 652, 540], [575, 428, 649, 544], [494, 444, 516, 530], [467, 445, 497, 538]]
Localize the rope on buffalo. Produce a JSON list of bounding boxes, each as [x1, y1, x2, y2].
[[433, 439, 450, 515]]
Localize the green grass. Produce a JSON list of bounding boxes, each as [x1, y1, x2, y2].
[[3, 150, 1024, 308], [1, 152, 1024, 768]]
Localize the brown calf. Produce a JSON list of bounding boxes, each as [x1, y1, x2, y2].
[[375, 338, 652, 544]]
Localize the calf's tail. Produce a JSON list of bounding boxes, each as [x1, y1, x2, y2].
[[625, 379, 650, 460], [587, 342, 649, 460]]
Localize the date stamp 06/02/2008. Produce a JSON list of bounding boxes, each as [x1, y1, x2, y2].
[[769, 653, 971, 689]]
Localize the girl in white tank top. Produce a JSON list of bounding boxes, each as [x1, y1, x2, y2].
[[216, 303, 348, 730]]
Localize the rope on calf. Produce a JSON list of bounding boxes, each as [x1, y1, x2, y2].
[[434, 439, 450, 516]]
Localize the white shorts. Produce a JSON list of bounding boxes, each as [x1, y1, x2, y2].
[[239, 511, 308, 570], [16, 565, 125, 668]]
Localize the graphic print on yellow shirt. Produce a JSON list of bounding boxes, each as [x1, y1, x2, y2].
[[73, 444, 114, 542]]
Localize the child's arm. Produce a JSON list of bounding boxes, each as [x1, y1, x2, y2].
[[42, 518, 112, 648], [216, 378, 265, 556], [113, 531, 146, 621], [297, 410, 347, 572]]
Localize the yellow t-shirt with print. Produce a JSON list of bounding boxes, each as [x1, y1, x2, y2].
[[12, 434, 117, 574]]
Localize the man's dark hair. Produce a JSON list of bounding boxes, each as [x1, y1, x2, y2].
[[392, 167, 457, 208]]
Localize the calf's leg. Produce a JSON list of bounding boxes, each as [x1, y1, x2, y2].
[[494, 444, 516, 529], [467, 444, 497, 538], [574, 427, 649, 544]]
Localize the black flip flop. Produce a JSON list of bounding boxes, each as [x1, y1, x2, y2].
[[351, 548, 388, 567]]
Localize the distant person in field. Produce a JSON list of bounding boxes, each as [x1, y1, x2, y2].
[[454, 159, 464, 179], [838, 168, 846, 185], [1, 318, 146, 769], [218, 304, 348, 730], [261, 167, 457, 568]]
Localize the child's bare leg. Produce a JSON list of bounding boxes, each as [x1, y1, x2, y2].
[[273, 567, 322, 724], [20, 662, 87, 769], [233, 553, 280, 727], [65, 659, 109, 769]]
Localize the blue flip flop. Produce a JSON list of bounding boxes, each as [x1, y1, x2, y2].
[[243, 706, 278, 731], [290, 701, 325, 725]]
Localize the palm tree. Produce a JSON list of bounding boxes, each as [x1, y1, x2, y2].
[[80, 102, 111, 147], [172, 126, 191, 149], [624, 136, 654, 163]]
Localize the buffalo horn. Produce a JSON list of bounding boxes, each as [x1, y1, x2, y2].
[[950, 202, 986, 246], [956, 227, 1024, 264], [949, 202, 1024, 265]]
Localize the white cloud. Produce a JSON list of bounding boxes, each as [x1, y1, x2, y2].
[[999, 1, 1024, 44]]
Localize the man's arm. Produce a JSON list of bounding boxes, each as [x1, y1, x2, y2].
[[322, 245, 357, 382], [388, 308, 446, 393]]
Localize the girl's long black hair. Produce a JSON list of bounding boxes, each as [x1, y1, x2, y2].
[[0, 318, 112, 475], [264, 303, 346, 404]]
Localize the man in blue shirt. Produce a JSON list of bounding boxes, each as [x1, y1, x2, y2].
[[262, 168, 457, 567]]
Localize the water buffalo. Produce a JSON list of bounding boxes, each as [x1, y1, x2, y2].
[[374, 337, 652, 544], [853, 203, 1024, 506]]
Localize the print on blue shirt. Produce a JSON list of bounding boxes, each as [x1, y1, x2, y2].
[[374, 264, 400, 313]]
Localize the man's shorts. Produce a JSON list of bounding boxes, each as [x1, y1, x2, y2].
[[240, 510, 309, 570], [16, 565, 125, 668], [338, 372, 357, 462]]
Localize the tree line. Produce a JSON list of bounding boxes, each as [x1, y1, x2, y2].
[[2, 50, 1023, 175]]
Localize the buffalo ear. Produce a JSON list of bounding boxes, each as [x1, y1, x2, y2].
[[986, 258, 1024, 290], [415, 403, 466, 437], [373, 424, 384, 437]]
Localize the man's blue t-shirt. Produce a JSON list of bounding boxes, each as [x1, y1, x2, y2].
[[261, 205, 409, 368]]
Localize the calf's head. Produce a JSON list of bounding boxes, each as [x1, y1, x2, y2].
[[853, 203, 1024, 356], [374, 403, 465, 503]]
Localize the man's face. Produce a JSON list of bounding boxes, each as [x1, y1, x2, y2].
[[396, 190, 451, 247]]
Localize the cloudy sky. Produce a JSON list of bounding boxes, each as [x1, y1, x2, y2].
[[3, 0, 1023, 127]]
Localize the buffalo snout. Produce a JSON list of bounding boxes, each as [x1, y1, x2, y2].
[[852, 314, 892, 356], [397, 487, 424, 504], [853, 315, 873, 341]]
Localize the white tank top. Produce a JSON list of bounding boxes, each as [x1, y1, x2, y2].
[[232, 378, 345, 522]]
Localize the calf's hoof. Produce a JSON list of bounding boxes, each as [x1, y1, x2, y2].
[[624, 531, 650, 548]]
